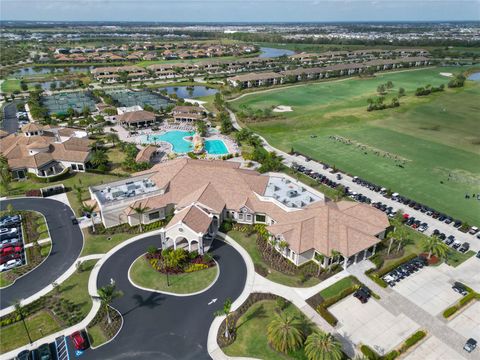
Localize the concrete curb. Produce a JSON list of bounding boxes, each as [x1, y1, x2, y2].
[[127, 253, 221, 297]]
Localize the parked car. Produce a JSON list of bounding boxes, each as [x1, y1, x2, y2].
[[0, 238, 21, 248], [469, 226, 479, 235], [464, 338, 477, 353], [15, 349, 31, 360], [452, 282, 468, 296], [0, 258, 22, 272], [1, 245, 23, 256], [476, 251, 480, 259], [459, 242, 470, 253], [0, 227, 18, 240], [452, 241, 462, 250], [37, 343, 52, 360], [0, 215, 21, 228], [70, 330, 89, 350], [0, 253, 22, 265], [418, 223, 428, 232]]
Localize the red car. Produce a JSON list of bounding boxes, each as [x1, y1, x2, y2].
[[403, 213, 410, 219], [1, 246, 22, 256], [0, 253, 21, 265], [70, 331, 89, 350]]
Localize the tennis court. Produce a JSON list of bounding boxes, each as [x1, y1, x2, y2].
[[106, 89, 171, 110], [41, 91, 97, 115]]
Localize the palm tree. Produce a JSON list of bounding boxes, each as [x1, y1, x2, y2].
[[422, 235, 449, 260], [129, 203, 149, 232], [304, 331, 343, 360], [394, 225, 409, 253], [214, 298, 232, 338], [0, 155, 11, 193], [13, 300, 32, 344], [97, 282, 123, 324], [267, 312, 304, 353], [81, 203, 97, 233], [328, 250, 342, 272], [386, 231, 396, 255], [106, 133, 119, 147], [90, 149, 108, 168], [73, 183, 84, 204]]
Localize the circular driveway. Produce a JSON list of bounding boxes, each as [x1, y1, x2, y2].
[[87, 236, 247, 360], [0, 198, 83, 309]]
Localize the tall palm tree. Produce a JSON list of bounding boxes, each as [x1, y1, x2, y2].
[[90, 149, 108, 168], [97, 282, 123, 324], [267, 311, 304, 353], [73, 183, 84, 204], [304, 331, 343, 360], [13, 300, 32, 344], [386, 231, 396, 255], [106, 133, 119, 147], [214, 298, 232, 338], [129, 203, 149, 232], [81, 203, 97, 233], [422, 235, 449, 260], [328, 250, 342, 272], [394, 225, 409, 253]]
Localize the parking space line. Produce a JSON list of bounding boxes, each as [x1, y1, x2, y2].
[[55, 336, 70, 360]]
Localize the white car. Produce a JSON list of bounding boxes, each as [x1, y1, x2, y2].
[[0, 228, 18, 240], [0, 259, 22, 272]]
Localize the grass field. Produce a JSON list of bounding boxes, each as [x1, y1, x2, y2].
[[129, 256, 218, 294], [1, 79, 21, 93], [231, 66, 480, 224]]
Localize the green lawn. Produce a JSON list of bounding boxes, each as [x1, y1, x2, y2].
[[129, 256, 218, 294], [319, 276, 356, 301], [223, 299, 312, 360], [231, 66, 480, 224], [226, 230, 320, 287], [447, 250, 476, 267], [87, 323, 108, 348], [36, 215, 49, 240], [0, 311, 61, 354], [1, 79, 21, 93], [81, 230, 134, 256]]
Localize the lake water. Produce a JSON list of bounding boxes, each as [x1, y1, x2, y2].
[[259, 47, 295, 58], [12, 66, 94, 77], [160, 86, 218, 99], [467, 72, 480, 81]]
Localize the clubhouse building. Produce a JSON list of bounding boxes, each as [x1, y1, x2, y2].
[[89, 159, 389, 269]]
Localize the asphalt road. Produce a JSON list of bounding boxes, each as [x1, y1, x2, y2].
[[1, 102, 19, 134], [84, 236, 247, 360], [0, 198, 83, 309]]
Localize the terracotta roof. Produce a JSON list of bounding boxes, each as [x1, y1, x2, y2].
[[168, 205, 213, 234], [267, 201, 389, 257], [117, 110, 156, 124], [135, 145, 157, 163], [21, 123, 43, 133], [26, 140, 50, 150]]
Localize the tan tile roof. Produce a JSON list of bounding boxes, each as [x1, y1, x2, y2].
[[176, 182, 226, 213], [229, 72, 283, 82], [267, 201, 389, 257], [172, 106, 204, 115], [0, 128, 90, 170], [21, 123, 43, 133], [0, 130, 8, 138], [135, 145, 157, 163], [117, 110, 156, 124], [168, 204, 212, 234]]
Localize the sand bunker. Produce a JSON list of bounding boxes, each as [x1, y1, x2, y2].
[[273, 105, 293, 112], [440, 72, 453, 77]]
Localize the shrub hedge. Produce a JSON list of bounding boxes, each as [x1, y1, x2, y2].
[[316, 305, 338, 326], [443, 291, 480, 318], [402, 330, 426, 350]]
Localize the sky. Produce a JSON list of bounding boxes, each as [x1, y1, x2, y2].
[[1, 0, 479, 22]]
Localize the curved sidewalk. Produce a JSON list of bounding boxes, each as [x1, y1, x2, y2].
[[207, 232, 355, 360]]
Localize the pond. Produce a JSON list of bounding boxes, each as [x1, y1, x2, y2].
[[144, 130, 229, 155], [467, 72, 480, 81], [160, 86, 218, 99], [259, 47, 295, 58], [12, 66, 94, 77]]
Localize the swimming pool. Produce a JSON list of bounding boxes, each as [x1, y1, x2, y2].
[[144, 131, 229, 155]]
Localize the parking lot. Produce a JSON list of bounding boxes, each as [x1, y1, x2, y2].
[[404, 335, 466, 360], [330, 295, 420, 355], [392, 265, 463, 316], [437, 257, 480, 293], [448, 302, 480, 341], [0, 214, 27, 273]]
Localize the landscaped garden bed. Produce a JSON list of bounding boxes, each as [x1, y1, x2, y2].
[[224, 223, 341, 287], [360, 330, 427, 360], [129, 247, 217, 294], [219, 292, 344, 360], [0, 260, 97, 354], [0, 210, 51, 288], [443, 285, 480, 319], [87, 305, 122, 348], [306, 275, 379, 326]]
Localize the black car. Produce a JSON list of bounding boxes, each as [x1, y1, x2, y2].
[[459, 242, 470, 253], [16, 350, 31, 360], [452, 282, 468, 296], [445, 237, 454, 246], [439, 233, 446, 240], [476, 251, 480, 259], [38, 343, 52, 360], [444, 217, 453, 224], [464, 338, 477, 353]]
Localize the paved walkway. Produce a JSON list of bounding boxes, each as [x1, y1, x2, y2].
[[208, 232, 357, 360]]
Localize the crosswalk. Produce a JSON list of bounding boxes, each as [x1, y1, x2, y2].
[[55, 336, 70, 360]]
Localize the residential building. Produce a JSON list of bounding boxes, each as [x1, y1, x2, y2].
[[116, 110, 156, 128], [172, 106, 206, 122]]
